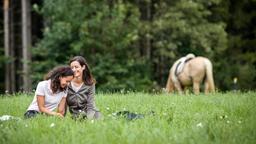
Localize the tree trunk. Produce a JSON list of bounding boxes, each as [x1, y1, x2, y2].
[[4, 0, 11, 93], [10, 0, 16, 92], [21, 0, 32, 92]]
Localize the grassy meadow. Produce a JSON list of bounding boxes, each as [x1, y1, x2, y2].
[[0, 92, 255, 144]]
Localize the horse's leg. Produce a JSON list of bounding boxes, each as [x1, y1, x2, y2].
[[204, 80, 209, 94], [193, 81, 200, 95], [166, 72, 174, 93], [184, 87, 190, 95], [174, 82, 183, 95]]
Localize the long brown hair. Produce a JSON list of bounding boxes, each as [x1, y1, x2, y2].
[[69, 56, 95, 85], [44, 66, 74, 93]]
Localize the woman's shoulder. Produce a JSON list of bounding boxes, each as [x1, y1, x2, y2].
[[83, 83, 95, 88], [37, 80, 49, 86], [37, 80, 51, 89], [77, 83, 95, 93]]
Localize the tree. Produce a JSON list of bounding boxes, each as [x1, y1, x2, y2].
[[25, 0, 255, 92], [32, 0, 229, 91], [4, 0, 16, 93], [21, 0, 32, 92], [210, 0, 256, 90]]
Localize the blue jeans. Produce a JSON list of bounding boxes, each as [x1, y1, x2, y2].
[[24, 110, 39, 119]]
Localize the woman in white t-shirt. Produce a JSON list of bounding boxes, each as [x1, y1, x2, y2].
[[24, 66, 74, 118]]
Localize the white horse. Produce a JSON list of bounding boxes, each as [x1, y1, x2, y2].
[[166, 54, 215, 94]]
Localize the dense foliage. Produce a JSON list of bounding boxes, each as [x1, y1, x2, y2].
[[1, 0, 255, 92], [33, 0, 228, 91]]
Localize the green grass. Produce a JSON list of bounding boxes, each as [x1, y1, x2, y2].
[[0, 92, 256, 144]]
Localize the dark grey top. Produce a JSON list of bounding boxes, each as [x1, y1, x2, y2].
[[66, 83, 99, 119]]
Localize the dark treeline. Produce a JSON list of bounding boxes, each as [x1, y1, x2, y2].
[[1, 0, 255, 93]]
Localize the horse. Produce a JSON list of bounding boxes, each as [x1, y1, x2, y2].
[[165, 54, 215, 94]]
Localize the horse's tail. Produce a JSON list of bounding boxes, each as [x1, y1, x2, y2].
[[204, 59, 215, 92], [166, 69, 174, 93]]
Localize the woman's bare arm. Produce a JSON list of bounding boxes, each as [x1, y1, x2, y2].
[[37, 95, 63, 117], [57, 97, 66, 116]]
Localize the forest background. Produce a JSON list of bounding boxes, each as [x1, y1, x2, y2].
[[0, 0, 255, 93]]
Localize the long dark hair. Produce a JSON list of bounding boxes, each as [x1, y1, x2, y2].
[[69, 56, 95, 85], [44, 66, 74, 93]]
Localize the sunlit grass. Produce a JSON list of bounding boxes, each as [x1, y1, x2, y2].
[[0, 92, 255, 144]]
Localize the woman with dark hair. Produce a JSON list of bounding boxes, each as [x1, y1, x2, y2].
[[67, 56, 101, 119], [24, 66, 74, 118]]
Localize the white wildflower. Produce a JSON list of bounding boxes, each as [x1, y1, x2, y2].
[[0, 115, 13, 121], [50, 123, 55, 128], [226, 120, 230, 124], [196, 122, 203, 128], [238, 120, 242, 124]]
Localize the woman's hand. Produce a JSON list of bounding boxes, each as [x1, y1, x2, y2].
[[52, 112, 64, 118]]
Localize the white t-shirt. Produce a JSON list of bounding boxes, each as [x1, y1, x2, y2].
[[27, 80, 67, 112]]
